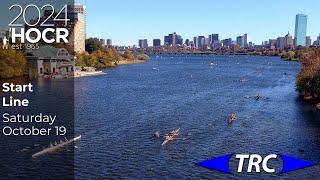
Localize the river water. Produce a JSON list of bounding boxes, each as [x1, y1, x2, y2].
[[74, 55, 320, 179]]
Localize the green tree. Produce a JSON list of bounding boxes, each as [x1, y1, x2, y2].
[[85, 38, 103, 54]]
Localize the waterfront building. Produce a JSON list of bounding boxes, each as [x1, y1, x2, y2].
[[294, 14, 308, 47], [153, 39, 161, 47], [138, 39, 148, 49], [107, 39, 112, 46], [25, 45, 75, 78]]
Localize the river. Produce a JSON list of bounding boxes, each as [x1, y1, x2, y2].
[[73, 55, 320, 179]]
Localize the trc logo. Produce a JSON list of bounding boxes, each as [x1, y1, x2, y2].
[[196, 154, 316, 174], [236, 154, 277, 173]]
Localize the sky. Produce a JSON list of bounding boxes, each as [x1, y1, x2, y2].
[[82, 0, 320, 46]]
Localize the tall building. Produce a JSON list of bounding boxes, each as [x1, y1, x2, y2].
[[284, 32, 294, 49], [153, 39, 161, 47], [176, 35, 183, 45], [28, 3, 86, 53], [294, 14, 308, 47], [276, 37, 285, 49], [193, 37, 198, 48], [306, 36, 312, 47], [204, 38, 210, 46], [138, 39, 148, 49], [166, 32, 182, 46], [67, 3, 86, 53], [222, 38, 232, 48], [210, 34, 219, 47], [164, 36, 170, 45], [243, 34, 248, 48], [236, 36, 245, 48], [197, 36, 205, 49], [106, 39, 112, 46], [185, 39, 190, 46], [315, 34, 320, 46], [99, 39, 106, 46], [269, 39, 277, 49]]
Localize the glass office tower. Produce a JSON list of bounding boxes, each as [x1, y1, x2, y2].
[[294, 14, 308, 47]]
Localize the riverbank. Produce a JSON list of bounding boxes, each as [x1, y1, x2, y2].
[[117, 59, 148, 65]]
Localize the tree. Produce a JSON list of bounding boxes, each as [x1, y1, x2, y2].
[[0, 48, 26, 79], [85, 38, 103, 54], [122, 50, 134, 60]]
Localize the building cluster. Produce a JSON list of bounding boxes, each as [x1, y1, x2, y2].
[[138, 14, 320, 51], [99, 38, 113, 46]]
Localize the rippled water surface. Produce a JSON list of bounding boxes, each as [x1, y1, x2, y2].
[[75, 55, 320, 179]]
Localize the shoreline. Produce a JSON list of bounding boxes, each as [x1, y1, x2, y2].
[[116, 59, 147, 66]]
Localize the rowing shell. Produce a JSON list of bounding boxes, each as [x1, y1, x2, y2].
[[32, 135, 81, 158]]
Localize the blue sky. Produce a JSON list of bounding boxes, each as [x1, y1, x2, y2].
[[82, 0, 320, 46]]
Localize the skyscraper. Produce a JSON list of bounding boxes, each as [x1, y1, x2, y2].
[[107, 39, 112, 46], [306, 36, 312, 47], [294, 14, 308, 47], [138, 39, 148, 49], [284, 32, 294, 49], [236, 36, 245, 48], [153, 39, 161, 47], [164, 36, 170, 46]]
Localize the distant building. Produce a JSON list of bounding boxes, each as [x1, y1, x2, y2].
[[165, 32, 182, 46], [269, 39, 277, 49], [315, 34, 320, 46], [243, 34, 248, 48], [276, 37, 285, 49], [138, 39, 148, 49], [176, 35, 183, 45], [306, 36, 312, 47], [204, 38, 210, 46], [99, 39, 106, 46], [284, 32, 294, 49], [164, 36, 170, 46], [193, 37, 198, 48], [153, 39, 161, 47], [236, 36, 245, 48], [197, 36, 205, 49], [185, 39, 190, 46], [107, 39, 112, 46], [294, 14, 308, 47], [222, 38, 232, 48], [210, 34, 219, 47]]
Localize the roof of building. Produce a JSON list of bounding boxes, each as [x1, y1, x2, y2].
[[25, 45, 72, 60]]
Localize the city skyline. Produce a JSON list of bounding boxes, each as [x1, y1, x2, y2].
[[84, 0, 320, 46]]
